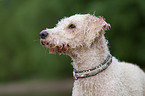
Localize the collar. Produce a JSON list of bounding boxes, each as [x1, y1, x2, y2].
[[73, 54, 112, 80]]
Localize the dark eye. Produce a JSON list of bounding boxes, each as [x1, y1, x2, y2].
[[68, 24, 76, 29]]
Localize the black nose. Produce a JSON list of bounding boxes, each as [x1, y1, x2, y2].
[[40, 31, 48, 39]]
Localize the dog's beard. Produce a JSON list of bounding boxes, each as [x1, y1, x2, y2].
[[40, 39, 72, 54]]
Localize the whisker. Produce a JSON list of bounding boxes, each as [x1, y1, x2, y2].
[[44, 47, 49, 55], [33, 39, 40, 42]]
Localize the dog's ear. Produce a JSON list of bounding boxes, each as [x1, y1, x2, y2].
[[84, 15, 111, 47]]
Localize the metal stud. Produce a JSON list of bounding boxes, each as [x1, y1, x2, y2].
[[73, 54, 112, 79]]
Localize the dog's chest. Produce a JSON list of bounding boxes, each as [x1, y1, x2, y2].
[[72, 72, 120, 96]]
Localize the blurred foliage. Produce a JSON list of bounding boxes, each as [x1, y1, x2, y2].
[[0, 0, 145, 82]]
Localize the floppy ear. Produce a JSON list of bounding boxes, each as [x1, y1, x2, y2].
[[84, 15, 111, 47]]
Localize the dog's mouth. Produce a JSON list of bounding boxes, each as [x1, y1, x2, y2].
[[40, 39, 72, 54]]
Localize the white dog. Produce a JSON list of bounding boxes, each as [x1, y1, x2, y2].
[[40, 14, 145, 96]]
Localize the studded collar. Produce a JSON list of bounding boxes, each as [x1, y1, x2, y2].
[[73, 54, 112, 80]]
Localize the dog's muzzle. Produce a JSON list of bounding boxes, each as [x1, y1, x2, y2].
[[39, 31, 72, 54]]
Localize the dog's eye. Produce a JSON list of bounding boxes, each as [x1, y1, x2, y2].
[[68, 24, 76, 29]]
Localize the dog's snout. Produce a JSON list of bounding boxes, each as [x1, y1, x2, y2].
[[40, 31, 49, 39]]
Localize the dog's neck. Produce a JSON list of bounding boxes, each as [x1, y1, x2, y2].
[[69, 35, 110, 71]]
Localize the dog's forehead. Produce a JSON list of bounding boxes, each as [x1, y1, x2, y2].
[[68, 14, 88, 21], [57, 14, 88, 25]]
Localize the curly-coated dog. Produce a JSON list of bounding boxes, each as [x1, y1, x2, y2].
[[40, 14, 145, 96]]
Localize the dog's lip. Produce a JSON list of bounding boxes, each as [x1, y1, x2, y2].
[[40, 39, 72, 54], [40, 39, 46, 45]]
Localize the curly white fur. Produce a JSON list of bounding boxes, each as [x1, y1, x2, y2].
[[40, 14, 145, 96]]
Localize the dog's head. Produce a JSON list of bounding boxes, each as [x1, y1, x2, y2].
[[40, 14, 110, 54]]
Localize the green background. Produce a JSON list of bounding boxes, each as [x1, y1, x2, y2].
[[0, 0, 145, 95]]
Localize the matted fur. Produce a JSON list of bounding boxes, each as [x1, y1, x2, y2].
[[40, 14, 145, 96]]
